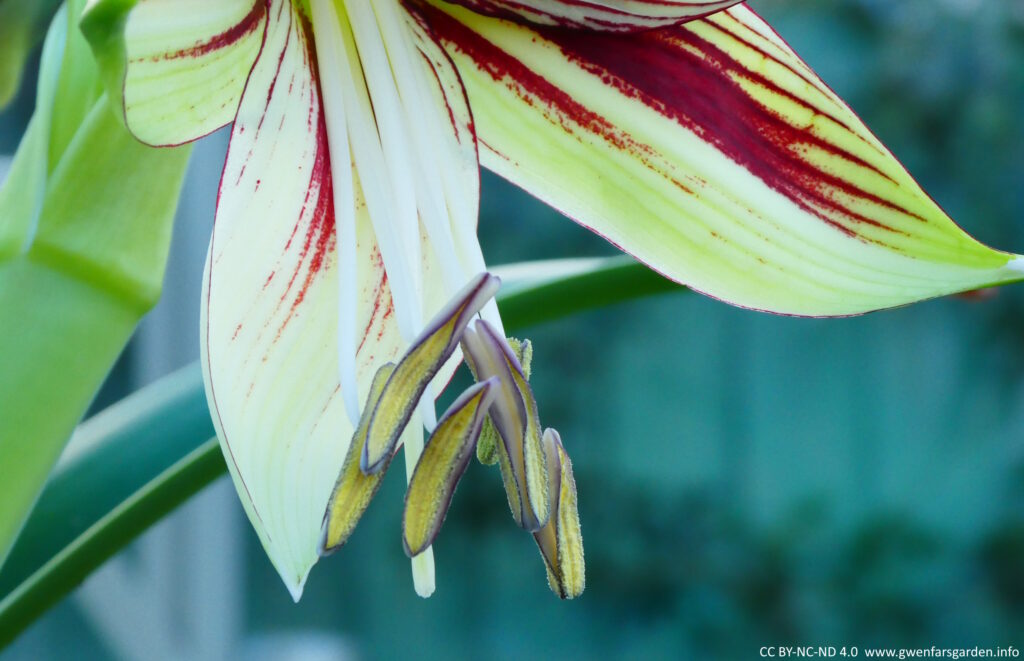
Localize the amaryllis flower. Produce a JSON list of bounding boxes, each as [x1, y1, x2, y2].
[[81, 0, 1023, 601]]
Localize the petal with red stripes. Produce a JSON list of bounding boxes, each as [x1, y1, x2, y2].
[[82, 0, 267, 146], [441, 0, 740, 32], [422, 2, 1024, 316], [201, 0, 406, 599]]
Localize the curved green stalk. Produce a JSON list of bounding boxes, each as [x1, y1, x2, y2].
[[0, 255, 682, 646], [0, 366, 213, 597], [0, 440, 224, 647]]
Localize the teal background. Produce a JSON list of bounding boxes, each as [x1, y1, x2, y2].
[[1, 0, 1023, 658]]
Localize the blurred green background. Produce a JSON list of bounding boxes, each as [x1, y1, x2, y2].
[[1, 0, 1023, 658]]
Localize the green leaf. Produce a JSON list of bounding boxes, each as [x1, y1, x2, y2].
[[0, 2, 192, 573], [0, 3, 66, 259], [48, 0, 101, 171], [0, 256, 681, 644], [0, 0, 63, 109]]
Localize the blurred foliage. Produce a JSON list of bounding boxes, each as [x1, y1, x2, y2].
[[3, 0, 1024, 658]]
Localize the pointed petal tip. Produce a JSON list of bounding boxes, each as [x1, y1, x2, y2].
[[264, 537, 316, 604], [1005, 256, 1024, 274], [284, 566, 311, 603]]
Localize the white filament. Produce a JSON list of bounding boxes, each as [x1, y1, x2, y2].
[[345, 0, 426, 341], [401, 409, 436, 596], [310, 0, 360, 426], [373, 0, 465, 294], [329, 0, 423, 343]]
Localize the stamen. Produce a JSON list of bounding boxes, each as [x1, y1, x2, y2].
[[532, 429, 585, 600], [461, 325, 525, 523], [403, 378, 497, 557], [461, 321, 549, 531], [532, 427, 562, 584], [476, 338, 531, 465], [509, 338, 534, 379], [361, 272, 500, 473], [480, 324, 549, 529], [320, 362, 397, 555]]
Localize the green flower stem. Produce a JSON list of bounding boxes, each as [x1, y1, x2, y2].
[[0, 440, 225, 648], [0, 255, 682, 646], [0, 366, 213, 597], [494, 255, 682, 328]]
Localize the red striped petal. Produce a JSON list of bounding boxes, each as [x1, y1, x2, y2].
[[82, 0, 268, 146], [201, 0, 405, 599], [440, 0, 740, 32], [421, 1, 1023, 317]]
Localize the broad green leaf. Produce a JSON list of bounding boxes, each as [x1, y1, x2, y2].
[[0, 4, 34, 109], [492, 256, 680, 327], [0, 256, 680, 644], [49, 0, 102, 170], [0, 116, 46, 259], [81, 0, 267, 146], [421, 2, 1024, 316], [0, 94, 190, 570], [0, 2, 190, 568]]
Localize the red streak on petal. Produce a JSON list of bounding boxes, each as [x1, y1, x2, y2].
[[274, 16, 337, 337], [147, 1, 266, 61], [424, 5, 924, 246], [546, 23, 912, 237]]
